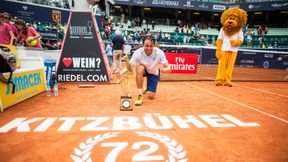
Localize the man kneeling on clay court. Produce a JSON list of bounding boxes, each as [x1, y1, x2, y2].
[[129, 36, 171, 106]]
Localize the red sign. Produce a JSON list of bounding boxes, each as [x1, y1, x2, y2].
[[165, 53, 198, 74]]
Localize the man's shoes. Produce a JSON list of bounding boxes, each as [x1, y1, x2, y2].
[[135, 95, 144, 106], [142, 87, 148, 94]]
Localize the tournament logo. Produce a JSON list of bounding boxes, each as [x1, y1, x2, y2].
[[263, 61, 270, 69], [52, 10, 61, 23]]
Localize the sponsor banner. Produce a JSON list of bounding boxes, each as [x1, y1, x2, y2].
[[228, 1, 288, 11], [165, 53, 198, 74], [114, 0, 287, 11], [191, 47, 288, 70], [259, 60, 288, 69], [0, 0, 69, 23], [0, 69, 46, 111], [115, 0, 214, 10], [38, 31, 59, 40], [57, 11, 109, 82], [237, 51, 258, 67]]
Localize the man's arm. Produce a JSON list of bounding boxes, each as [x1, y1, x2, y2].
[[160, 63, 171, 74]]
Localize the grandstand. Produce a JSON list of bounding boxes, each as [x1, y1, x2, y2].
[[2, 0, 288, 49]]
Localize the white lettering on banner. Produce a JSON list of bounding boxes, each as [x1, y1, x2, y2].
[[0, 114, 260, 133], [213, 4, 226, 11], [152, 0, 179, 6], [271, 3, 288, 8], [175, 57, 185, 63], [72, 57, 98, 68], [58, 74, 108, 82], [171, 63, 195, 71], [69, 26, 92, 36], [170, 56, 196, 71]]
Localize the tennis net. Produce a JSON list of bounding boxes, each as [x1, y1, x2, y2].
[[159, 45, 288, 82]]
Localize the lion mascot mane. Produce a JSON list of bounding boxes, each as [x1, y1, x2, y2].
[[215, 7, 247, 87]]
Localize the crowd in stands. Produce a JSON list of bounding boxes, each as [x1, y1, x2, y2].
[[100, 15, 216, 47], [100, 13, 288, 49], [1, 9, 287, 51]]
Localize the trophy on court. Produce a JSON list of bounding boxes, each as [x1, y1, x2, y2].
[[118, 54, 134, 111]]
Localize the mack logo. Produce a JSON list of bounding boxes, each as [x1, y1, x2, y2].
[[6, 72, 42, 95]]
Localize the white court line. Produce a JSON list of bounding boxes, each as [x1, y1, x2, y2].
[[233, 83, 288, 99], [191, 85, 288, 124]]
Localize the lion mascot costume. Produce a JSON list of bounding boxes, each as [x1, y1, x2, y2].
[[215, 8, 247, 87]]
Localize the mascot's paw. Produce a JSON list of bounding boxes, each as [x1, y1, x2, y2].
[[230, 40, 241, 47], [216, 51, 222, 59]]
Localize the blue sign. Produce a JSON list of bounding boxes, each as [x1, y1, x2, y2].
[[44, 59, 57, 87], [0, 0, 69, 24]]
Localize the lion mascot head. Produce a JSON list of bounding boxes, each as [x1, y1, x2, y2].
[[221, 7, 248, 36]]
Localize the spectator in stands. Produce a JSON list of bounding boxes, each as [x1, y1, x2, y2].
[[134, 31, 139, 42], [0, 13, 15, 45], [105, 42, 113, 67], [129, 36, 171, 106], [112, 30, 125, 74], [151, 20, 155, 30], [264, 25, 269, 35], [15, 19, 42, 49], [92, 2, 101, 16], [2, 12, 18, 39], [273, 42, 278, 48], [127, 19, 131, 28], [247, 34, 253, 48]]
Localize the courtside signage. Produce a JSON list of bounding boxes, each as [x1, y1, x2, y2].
[[57, 11, 109, 82], [0, 69, 46, 111], [165, 53, 198, 74]]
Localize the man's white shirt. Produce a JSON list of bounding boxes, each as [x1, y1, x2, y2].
[[217, 28, 244, 52], [130, 47, 168, 75]]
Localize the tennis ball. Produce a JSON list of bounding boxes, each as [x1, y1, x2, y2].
[[26, 36, 37, 47]]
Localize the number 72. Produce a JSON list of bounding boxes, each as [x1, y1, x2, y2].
[[101, 141, 164, 162]]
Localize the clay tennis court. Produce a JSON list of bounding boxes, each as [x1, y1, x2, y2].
[[0, 79, 287, 162]]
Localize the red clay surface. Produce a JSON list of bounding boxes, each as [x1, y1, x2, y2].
[[0, 81, 288, 162]]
